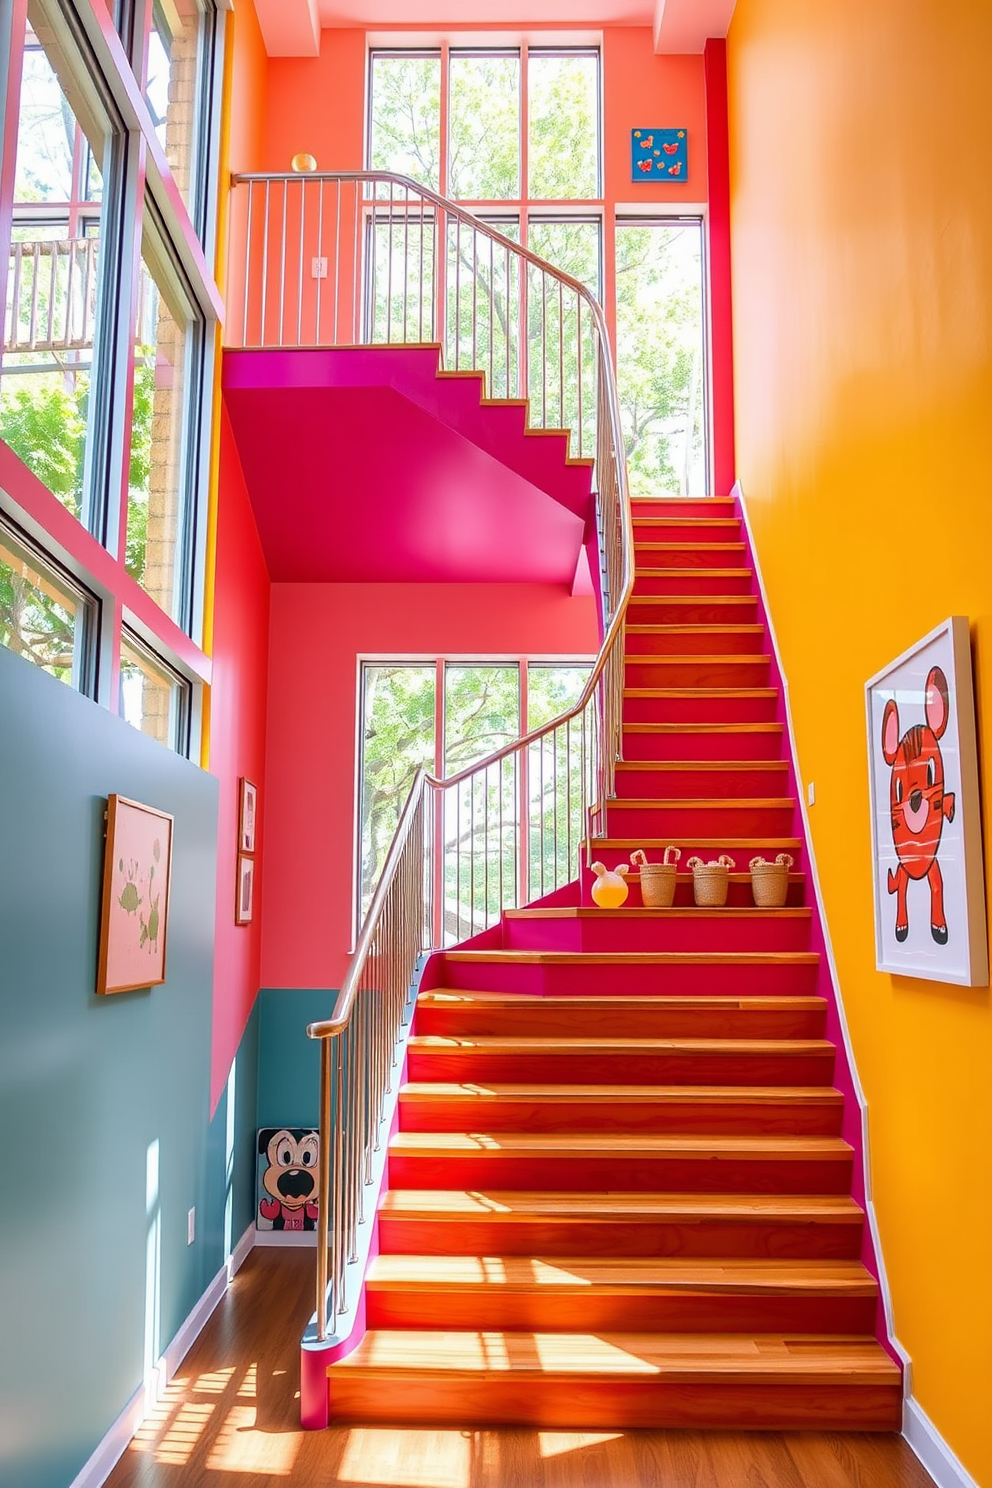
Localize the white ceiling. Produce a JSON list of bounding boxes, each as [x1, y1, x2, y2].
[[252, 0, 736, 58]]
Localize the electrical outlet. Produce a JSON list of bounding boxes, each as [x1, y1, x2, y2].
[[187, 1207, 196, 1245], [807, 781, 816, 807], [311, 256, 328, 279]]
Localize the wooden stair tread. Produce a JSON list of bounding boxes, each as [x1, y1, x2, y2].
[[624, 687, 778, 698], [587, 838, 803, 851], [420, 991, 824, 1009], [614, 759, 789, 769], [331, 1330, 897, 1382], [623, 722, 782, 732], [635, 568, 753, 577], [400, 1082, 843, 1105], [367, 1256, 876, 1295], [443, 950, 816, 964], [638, 543, 747, 552], [380, 1190, 865, 1220], [609, 796, 795, 808], [390, 1132, 852, 1158], [410, 1035, 831, 1053]]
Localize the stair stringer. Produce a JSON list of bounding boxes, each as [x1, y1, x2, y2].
[[733, 479, 905, 1376]]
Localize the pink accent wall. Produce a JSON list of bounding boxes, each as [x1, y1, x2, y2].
[[704, 37, 735, 495], [261, 581, 599, 989], [209, 407, 272, 1108]]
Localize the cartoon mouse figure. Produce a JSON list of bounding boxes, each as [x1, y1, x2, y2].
[[881, 665, 955, 944], [257, 1127, 319, 1230]]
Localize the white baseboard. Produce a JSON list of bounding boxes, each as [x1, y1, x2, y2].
[[67, 1223, 255, 1488], [254, 1227, 317, 1247], [904, 1395, 980, 1488]]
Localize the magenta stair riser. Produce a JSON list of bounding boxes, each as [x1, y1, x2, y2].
[[605, 803, 797, 837], [365, 1288, 875, 1336], [630, 598, 760, 625], [621, 726, 785, 762], [623, 693, 778, 725], [638, 545, 747, 569], [626, 660, 771, 689], [439, 958, 818, 997], [613, 764, 790, 799], [609, 879, 807, 909], [414, 999, 827, 1039], [405, 1045, 835, 1087], [633, 571, 754, 596], [630, 498, 738, 521], [387, 1148, 852, 1195], [398, 1094, 842, 1137], [631, 520, 742, 546], [500, 914, 811, 954], [377, 1211, 866, 1261], [625, 628, 765, 657]]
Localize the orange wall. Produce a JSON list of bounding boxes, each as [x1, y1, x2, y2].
[[261, 582, 598, 989], [727, 1, 992, 1478]]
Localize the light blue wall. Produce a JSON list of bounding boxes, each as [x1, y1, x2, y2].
[[257, 988, 340, 1129], [0, 648, 257, 1488]]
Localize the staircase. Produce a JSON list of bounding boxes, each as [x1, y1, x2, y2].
[[323, 495, 902, 1430]]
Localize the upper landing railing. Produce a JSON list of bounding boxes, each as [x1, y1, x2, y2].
[[227, 170, 633, 1344]]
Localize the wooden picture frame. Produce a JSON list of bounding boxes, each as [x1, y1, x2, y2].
[[239, 777, 258, 854], [236, 853, 255, 925], [98, 795, 174, 995], [865, 616, 988, 986]]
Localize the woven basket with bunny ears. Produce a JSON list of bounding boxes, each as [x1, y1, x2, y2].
[[686, 854, 736, 908], [630, 846, 680, 908], [749, 853, 794, 908]]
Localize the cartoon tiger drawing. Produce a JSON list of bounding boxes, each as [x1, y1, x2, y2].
[[880, 665, 955, 944]]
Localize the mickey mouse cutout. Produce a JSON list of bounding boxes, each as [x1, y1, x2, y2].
[[257, 1127, 319, 1231], [881, 666, 955, 944]]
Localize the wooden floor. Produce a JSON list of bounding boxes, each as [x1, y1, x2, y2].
[[104, 1249, 937, 1488]]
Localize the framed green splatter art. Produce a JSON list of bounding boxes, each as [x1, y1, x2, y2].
[[97, 794, 174, 995]]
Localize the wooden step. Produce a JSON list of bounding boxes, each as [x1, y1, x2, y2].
[[501, 903, 811, 953], [613, 760, 790, 798], [377, 1189, 867, 1259], [622, 721, 784, 762], [398, 1080, 843, 1136], [605, 796, 796, 838], [327, 1329, 901, 1430], [406, 1034, 835, 1090], [415, 990, 825, 1041], [626, 624, 766, 655], [623, 688, 779, 723], [629, 595, 760, 626], [364, 1255, 878, 1334], [631, 518, 742, 543], [630, 497, 738, 519], [633, 568, 754, 596], [626, 656, 772, 688], [439, 947, 816, 997], [637, 543, 748, 568], [388, 1130, 852, 1194]]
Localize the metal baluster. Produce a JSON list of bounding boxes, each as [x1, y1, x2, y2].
[[316, 1036, 331, 1340], [243, 183, 254, 346], [471, 230, 477, 374], [541, 270, 547, 428], [488, 235, 494, 397], [386, 180, 394, 342], [297, 176, 305, 347], [552, 726, 559, 887], [403, 186, 409, 342], [539, 733, 546, 898], [558, 280, 564, 431], [484, 765, 490, 926], [46, 242, 58, 347], [278, 179, 288, 345], [454, 219, 461, 368], [576, 297, 583, 457], [260, 181, 270, 345], [317, 179, 325, 343]]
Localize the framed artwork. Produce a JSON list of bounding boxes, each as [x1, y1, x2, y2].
[[239, 777, 258, 853], [865, 616, 988, 986], [256, 1128, 320, 1231], [98, 795, 174, 995], [236, 853, 255, 925], [631, 127, 687, 182]]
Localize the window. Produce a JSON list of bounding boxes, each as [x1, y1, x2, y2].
[[145, 0, 207, 218], [367, 45, 601, 204], [357, 659, 592, 930], [0, 516, 94, 689], [2, 9, 115, 525], [119, 629, 190, 751], [615, 219, 708, 498]]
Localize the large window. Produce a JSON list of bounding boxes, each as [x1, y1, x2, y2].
[[358, 659, 592, 927], [0, 515, 94, 689]]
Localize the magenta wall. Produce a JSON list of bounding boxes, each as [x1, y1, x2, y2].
[[261, 582, 599, 988], [209, 408, 271, 1108]]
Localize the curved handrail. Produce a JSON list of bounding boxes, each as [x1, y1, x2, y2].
[[230, 169, 633, 1340]]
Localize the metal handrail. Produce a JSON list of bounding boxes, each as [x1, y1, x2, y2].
[[229, 169, 633, 1343]]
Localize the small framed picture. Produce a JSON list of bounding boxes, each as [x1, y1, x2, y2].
[[865, 616, 988, 986], [236, 853, 255, 925], [239, 777, 258, 854], [98, 795, 174, 995]]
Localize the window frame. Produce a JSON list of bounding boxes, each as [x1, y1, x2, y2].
[[0, 508, 99, 694]]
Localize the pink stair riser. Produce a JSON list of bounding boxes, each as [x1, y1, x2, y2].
[[621, 725, 786, 762], [437, 955, 818, 998], [500, 913, 812, 954], [413, 995, 828, 1041], [623, 692, 778, 725], [613, 764, 789, 799], [638, 545, 747, 570], [405, 1043, 835, 1089], [626, 659, 771, 689], [604, 802, 797, 837], [625, 627, 765, 657], [617, 877, 807, 910], [631, 519, 742, 546], [629, 498, 738, 521], [629, 597, 760, 625], [633, 570, 754, 597]]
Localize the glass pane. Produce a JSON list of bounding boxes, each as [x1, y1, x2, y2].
[[2, 18, 109, 522], [145, 0, 203, 214], [528, 218, 600, 297], [528, 52, 600, 200], [126, 245, 192, 619], [527, 663, 591, 728], [448, 52, 520, 200], [119, 633, 186, 747], [444, 664, 519, 773], [0, 521, 87, 687], [526, 219, 600, 451], [444, 216, 520, 397], [368, 53, 441, 191], [359, 664, 435, 915], [527, 666, 593, 902], [366, 206, 437, 344], [615, 221, 707, 498]]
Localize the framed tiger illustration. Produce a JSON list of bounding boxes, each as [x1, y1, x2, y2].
[[865, 617, 987, 986]]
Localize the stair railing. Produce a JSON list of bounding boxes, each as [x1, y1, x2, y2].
[[228, 171, 633, 1343]]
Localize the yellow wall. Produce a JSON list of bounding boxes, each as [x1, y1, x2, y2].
[[727, 0, 992, 1479]]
